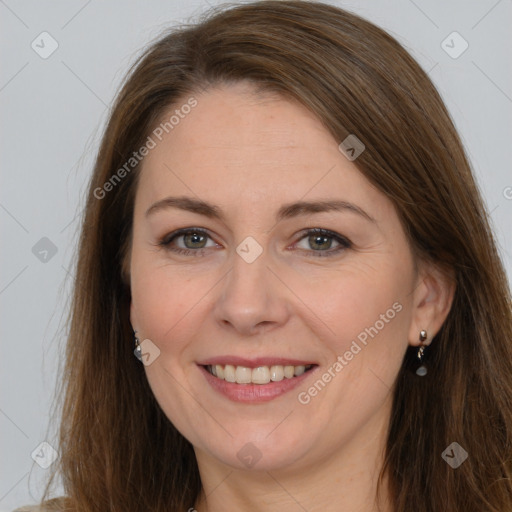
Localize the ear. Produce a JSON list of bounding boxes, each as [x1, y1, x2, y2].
[[408, 262, 455, 346]]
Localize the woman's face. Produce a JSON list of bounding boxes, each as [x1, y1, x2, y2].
[[129, 82, 424, 472]]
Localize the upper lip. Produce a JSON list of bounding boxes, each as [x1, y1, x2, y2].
[[197, 356, 316, 368]]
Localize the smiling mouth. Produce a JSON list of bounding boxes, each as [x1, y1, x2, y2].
[[203, 364, 316, 385]]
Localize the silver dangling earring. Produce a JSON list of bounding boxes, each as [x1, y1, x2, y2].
[[416, 330, 428, 376], [134, 331, 142, 362]]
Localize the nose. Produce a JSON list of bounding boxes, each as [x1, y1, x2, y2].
[[213, 247, 291, 336]]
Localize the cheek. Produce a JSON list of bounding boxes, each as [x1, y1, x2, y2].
[[292, 266, 412, 428], [130, 254, 202, 348], [325, 265, 413, 396], [291, 258, 411, 351]]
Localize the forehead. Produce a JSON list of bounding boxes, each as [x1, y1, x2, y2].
[[136, 83, 388, 219]]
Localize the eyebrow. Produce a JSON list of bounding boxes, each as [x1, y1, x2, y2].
[[145, 196, 375, 223]]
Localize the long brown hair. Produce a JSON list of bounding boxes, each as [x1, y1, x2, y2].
[[40, 1, 512, 510]]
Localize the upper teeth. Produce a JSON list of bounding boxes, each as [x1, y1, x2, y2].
[[207, 364, 312, 384]]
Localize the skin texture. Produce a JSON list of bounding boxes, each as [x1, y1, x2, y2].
[[129, 82, 454, 511]]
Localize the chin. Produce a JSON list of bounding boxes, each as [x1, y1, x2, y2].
[[197, 427, 318, 472]]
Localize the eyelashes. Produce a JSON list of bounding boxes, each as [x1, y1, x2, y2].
[[290, 228, 352, 256], [158, 228, 216, 257], [157, 227, 352, 258]]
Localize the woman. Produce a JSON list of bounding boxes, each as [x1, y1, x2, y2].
[[19, 1, 512, 511]]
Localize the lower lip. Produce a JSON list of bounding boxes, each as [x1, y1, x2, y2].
[[198, 365, 317, 403]]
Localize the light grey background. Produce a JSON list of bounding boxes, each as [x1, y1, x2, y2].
[[1, 0, 511, 509]]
